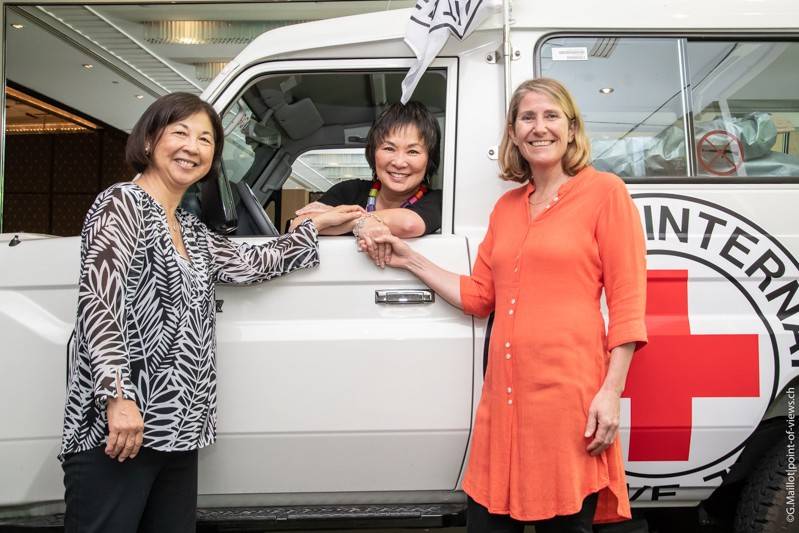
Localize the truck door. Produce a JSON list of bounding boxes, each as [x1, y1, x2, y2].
[[201, 59, 475, 495]]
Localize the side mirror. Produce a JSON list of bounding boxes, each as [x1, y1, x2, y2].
[[201, 163, 238, 235]]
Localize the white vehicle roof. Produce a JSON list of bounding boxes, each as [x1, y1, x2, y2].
[[235, 9, 408, 66], [509, 0, 798, 30], [205, 0, 798, 101]]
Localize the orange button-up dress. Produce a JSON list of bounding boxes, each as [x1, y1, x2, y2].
[[460, 166, 647, 524]]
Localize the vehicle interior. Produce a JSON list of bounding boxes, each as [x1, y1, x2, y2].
[[192, 69, 447, 237], [540, 38, 799, 178]]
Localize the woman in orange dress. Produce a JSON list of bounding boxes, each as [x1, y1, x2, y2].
[[365, 78, 647, 532]]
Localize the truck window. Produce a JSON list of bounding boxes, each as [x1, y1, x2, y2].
[[539, 37, 688, 178], [688, 40, 799, 177], [219, 70, 447, 233], [538, 36, 799, 179]]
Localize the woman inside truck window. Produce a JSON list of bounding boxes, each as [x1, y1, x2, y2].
[[290, 101, 442, 240], [58, 93, 360, 533], [370, 78, 647, 532]]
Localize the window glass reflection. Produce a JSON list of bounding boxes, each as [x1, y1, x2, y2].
[[688, 41, 799, 177], [540, 37, 688, 178]]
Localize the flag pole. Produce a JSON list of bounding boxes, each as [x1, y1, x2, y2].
[[502, 0, 513, 111]]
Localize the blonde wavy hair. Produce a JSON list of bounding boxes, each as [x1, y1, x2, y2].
[[499, 78, 591, 183]]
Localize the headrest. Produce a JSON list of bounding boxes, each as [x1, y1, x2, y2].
[[258, 88, 323, 140]]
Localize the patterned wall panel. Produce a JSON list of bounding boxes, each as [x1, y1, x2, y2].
[[52, 133, 101, 194], [3, 129, 129, 236], [4, 135, 53, 193], [102, 131, 135, 187], [52, 194, 97, 236], [3, 193, 50, 234]]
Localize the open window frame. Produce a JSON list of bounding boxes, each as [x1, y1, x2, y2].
[[208, 58, 459, 236]]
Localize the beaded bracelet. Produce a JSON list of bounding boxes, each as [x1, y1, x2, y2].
[[352, 213, 385, 238]]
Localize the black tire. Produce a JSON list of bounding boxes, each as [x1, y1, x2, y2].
[[734, 434, 793, 533]]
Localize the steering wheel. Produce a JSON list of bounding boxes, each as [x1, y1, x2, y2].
[[235, 181, 279, 237]]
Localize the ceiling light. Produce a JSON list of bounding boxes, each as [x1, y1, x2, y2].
[[135, 95, 144, 100], [5, 86, 99, 131], [82, 64, 94, 69], [599, 87, 614, 95], [11, 23, 24, 29], [8, 124, 91, 135], [143, 20, 297, 45]]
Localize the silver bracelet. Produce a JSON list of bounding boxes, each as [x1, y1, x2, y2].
[[353, 213, 384, 238]]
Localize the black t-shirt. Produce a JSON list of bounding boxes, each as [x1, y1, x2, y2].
[[318, 179, 442, 234]]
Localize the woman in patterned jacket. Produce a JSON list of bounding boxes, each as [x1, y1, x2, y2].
[[59, 93, 361, 533]]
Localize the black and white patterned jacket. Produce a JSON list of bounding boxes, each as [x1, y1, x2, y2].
[[60, 182, 319, 458]]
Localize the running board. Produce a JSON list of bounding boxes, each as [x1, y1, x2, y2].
[[197, 503, 467, 530], [0, 503, 467, 531]]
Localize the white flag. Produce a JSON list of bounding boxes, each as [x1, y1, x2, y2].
[[401, 0, 502, 104]]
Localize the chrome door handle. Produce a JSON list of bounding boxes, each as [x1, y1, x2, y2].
[[375, 289, 435, 304]]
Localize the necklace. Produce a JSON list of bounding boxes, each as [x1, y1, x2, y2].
[[529, 192, 560, 209], [366, 180, 428, 212]]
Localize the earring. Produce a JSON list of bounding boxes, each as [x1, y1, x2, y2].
[[145, 144, 151, 156]]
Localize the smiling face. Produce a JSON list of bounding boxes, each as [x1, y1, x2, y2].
[[374, 124, 429, 198], [509, 90, 575, 176], [146, 111, 215, 191]]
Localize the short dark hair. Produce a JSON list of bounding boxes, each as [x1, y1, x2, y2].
[[126, 92, 225, 183], [365, 101, 441, 183]]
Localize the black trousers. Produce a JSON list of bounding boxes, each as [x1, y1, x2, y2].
[[62, 446, 198, 533], [467, 493, 599, 533]]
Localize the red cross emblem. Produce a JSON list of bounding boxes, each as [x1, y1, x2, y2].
[[622, 270, 760, 461]]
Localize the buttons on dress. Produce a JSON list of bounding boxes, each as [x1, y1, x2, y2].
[[508, 309, 514, 315], [511, 298, 516, 304], [507, 387, 512, 394], [505, 353, 511, 360], [505, 341, 511, 348], [508, 399, 513, 405]]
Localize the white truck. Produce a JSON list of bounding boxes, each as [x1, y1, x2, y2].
[[1, 1, 797, 531]]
